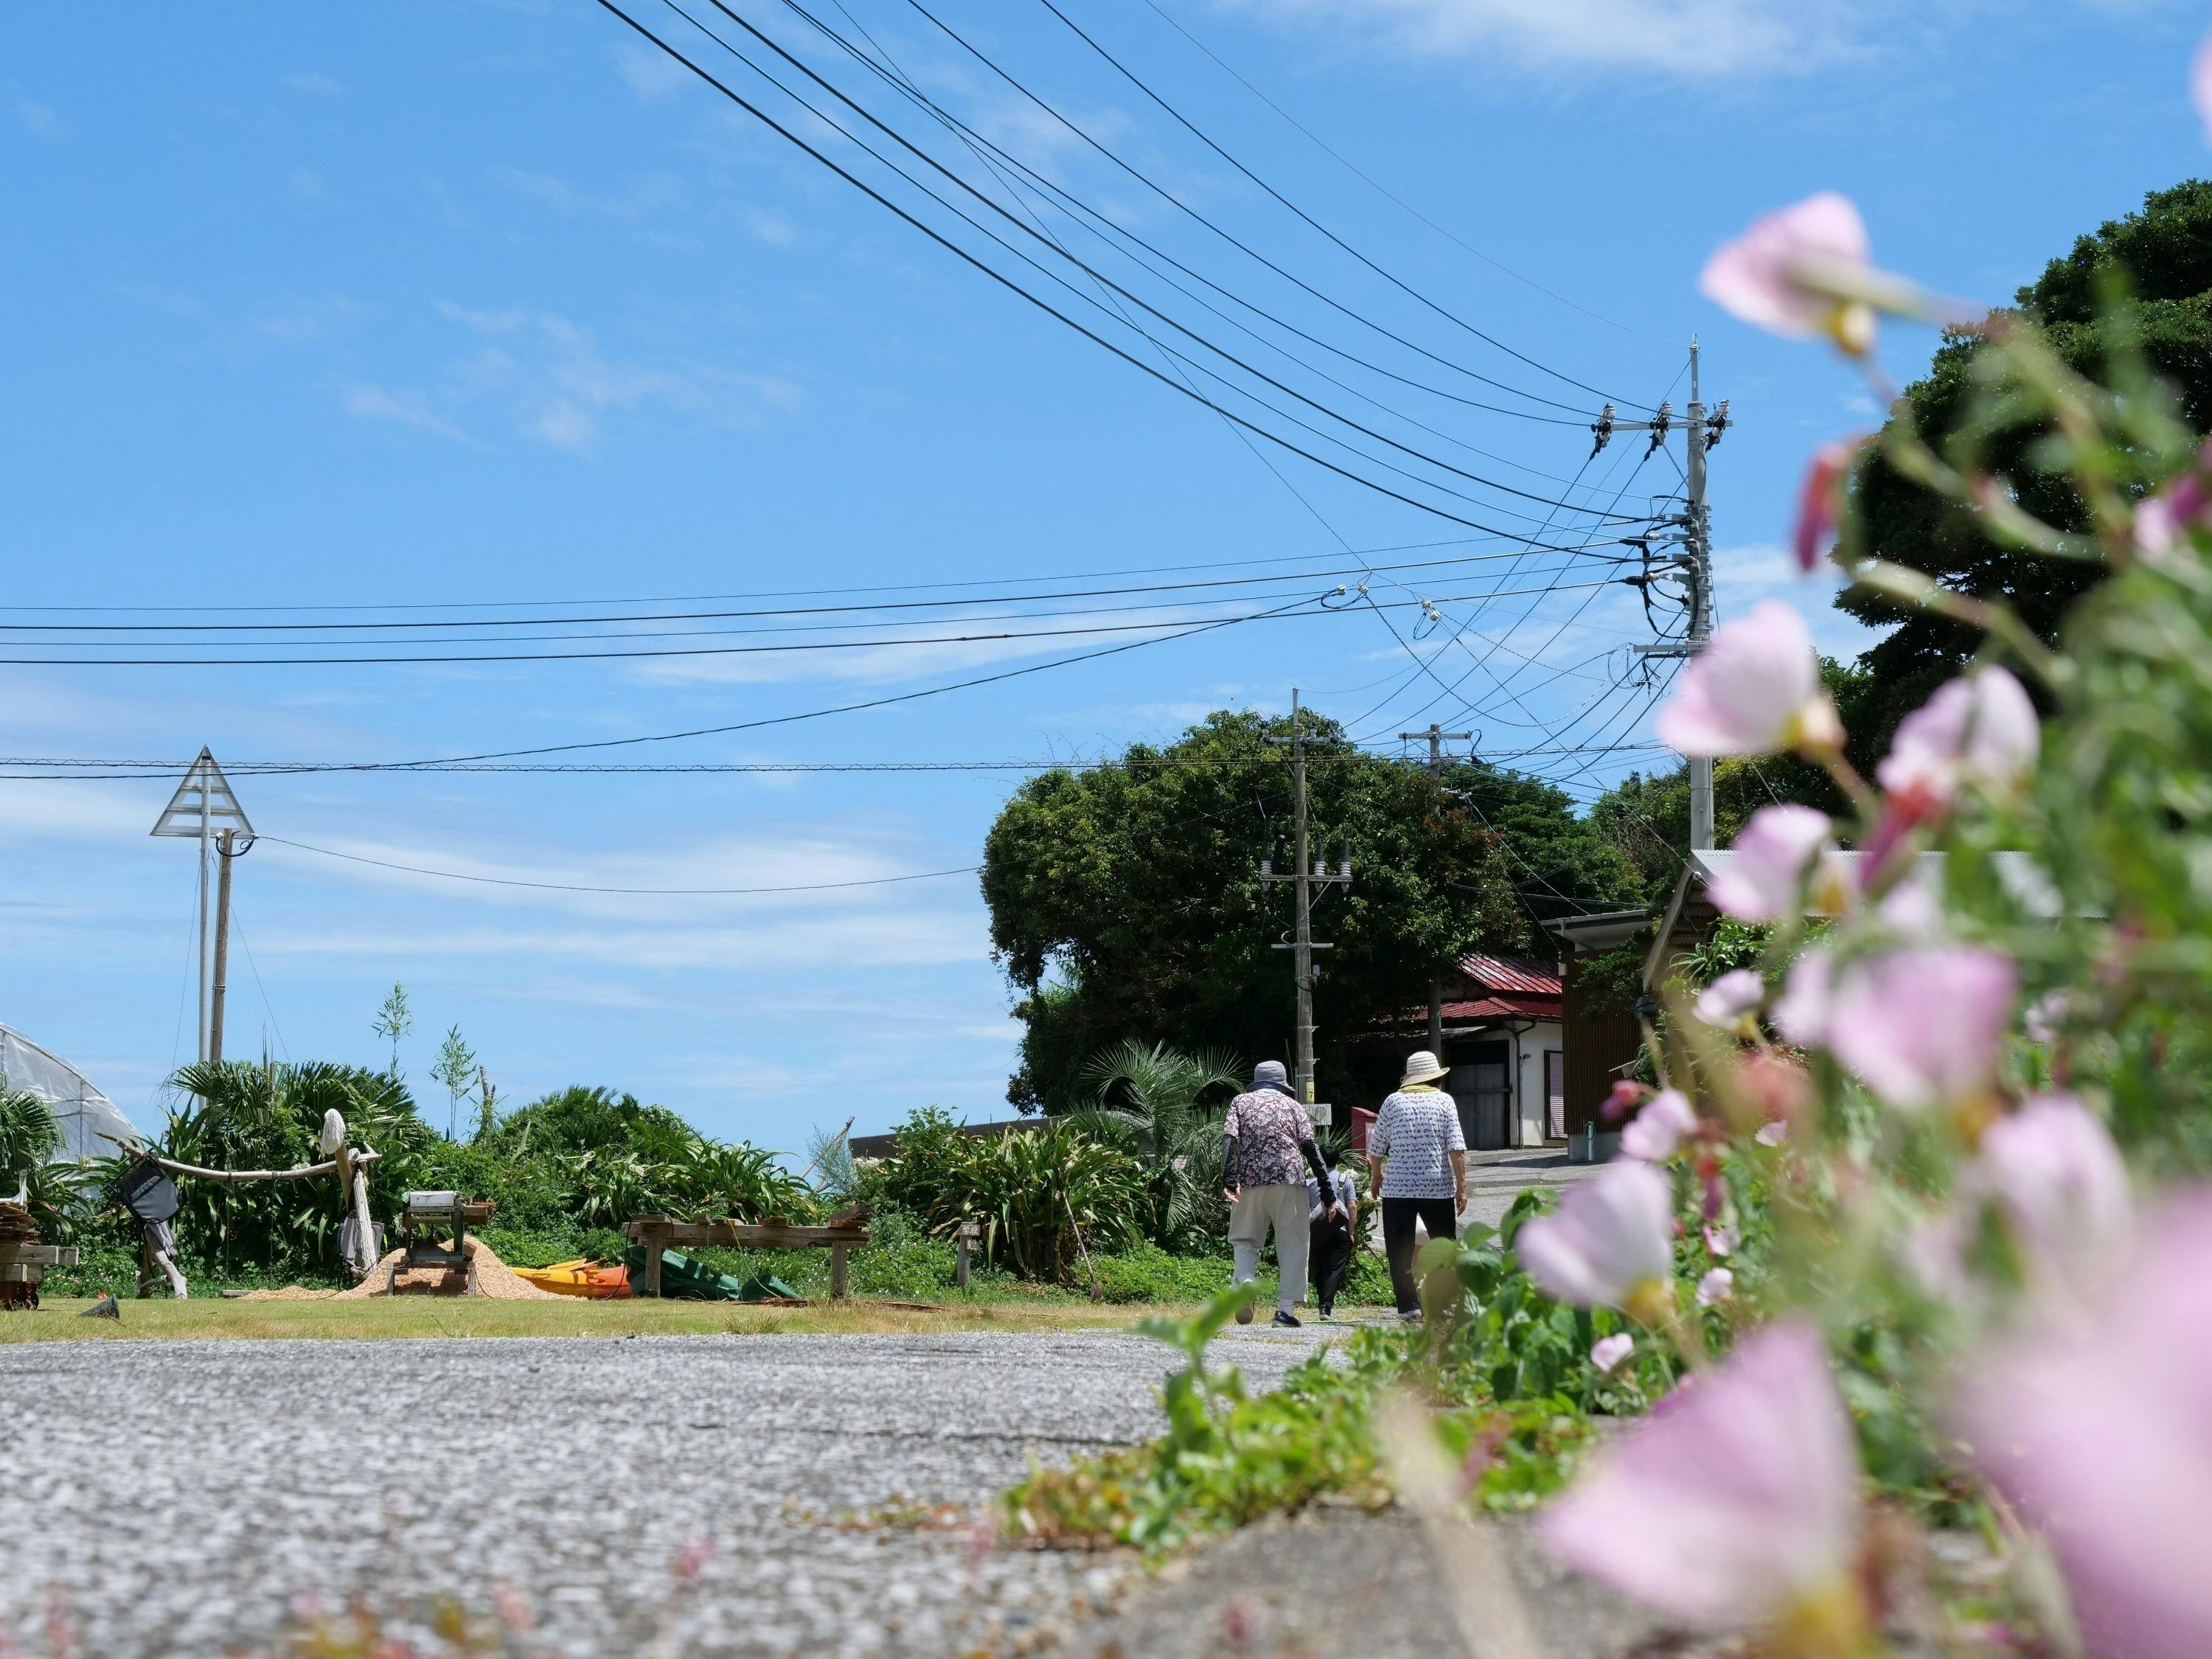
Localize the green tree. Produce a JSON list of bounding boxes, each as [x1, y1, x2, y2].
[[980, 707, 1633, 1113], [1840, 179, 2212, 748]]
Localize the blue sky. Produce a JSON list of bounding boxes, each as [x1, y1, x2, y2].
[[2, 0, 2202, 1153]]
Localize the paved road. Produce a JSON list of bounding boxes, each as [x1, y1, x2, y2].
[[0, 1327, 1323, 1659], [1458, 1147, 1604, 1231]]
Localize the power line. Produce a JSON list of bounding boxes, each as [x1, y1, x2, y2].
[[1026, 0, 1644, 411], [1131, 0, 1680, 349], [0, 577, 1630, 665], [785, 0, 1631, 450], [0, 548, 1635, 636], [661, 0, 1644, 529], [597, 0, 1632, 543], [255, 835, 979, 896]]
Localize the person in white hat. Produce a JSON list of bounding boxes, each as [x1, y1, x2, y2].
[[1222, 1059, 1338, 1327], [1366, 1049, 1467, 1321]]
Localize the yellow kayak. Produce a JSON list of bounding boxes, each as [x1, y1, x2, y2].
[[512, 1258, 631, 1299]]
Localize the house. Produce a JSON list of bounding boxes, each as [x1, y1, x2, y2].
[[1382, 953, 1568, 1151], [1542, 910, 1653, 1150]]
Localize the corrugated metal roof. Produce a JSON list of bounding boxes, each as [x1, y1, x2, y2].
[[1456, 953, 1564, 996], [1441, 995, 1560, 1023]]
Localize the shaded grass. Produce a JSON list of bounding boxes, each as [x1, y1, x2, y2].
[[0, 1294, 1180, 1343]]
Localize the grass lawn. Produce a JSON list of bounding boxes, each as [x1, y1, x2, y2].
[[0, 1293, 1191, 1343]]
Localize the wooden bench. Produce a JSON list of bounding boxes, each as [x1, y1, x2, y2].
[[0, 1242, 80, 1311], [621, 1217, 871, 1299]]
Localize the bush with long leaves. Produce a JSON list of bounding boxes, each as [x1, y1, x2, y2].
[[1065, 1039, 1240, 1250]]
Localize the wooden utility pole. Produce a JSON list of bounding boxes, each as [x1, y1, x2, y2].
[[209, 830, 238, 1065], [1402, 723, 1472, 1059]]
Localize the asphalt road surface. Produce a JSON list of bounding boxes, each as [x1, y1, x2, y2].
[[0, 1327, 1326, 1659]]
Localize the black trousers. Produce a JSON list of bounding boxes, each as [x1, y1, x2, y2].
[[1308, 1217, 1353, 1312], [1381, 1196, 1460, 1314]]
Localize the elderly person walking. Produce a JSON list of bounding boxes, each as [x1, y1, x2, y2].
[[1368, 1049, 1467, 1322], [1223, 1059, 1338, 1328]]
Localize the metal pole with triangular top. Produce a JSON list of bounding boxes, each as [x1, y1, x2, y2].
[[150, 750, 253, 1063]]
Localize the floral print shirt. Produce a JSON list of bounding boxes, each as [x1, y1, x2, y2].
[[1370, 1086, 1467, 1199], [1224, 1088, 1314, 1187]]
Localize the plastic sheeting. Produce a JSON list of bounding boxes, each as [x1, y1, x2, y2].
[[0, 1024, 141, 1161]]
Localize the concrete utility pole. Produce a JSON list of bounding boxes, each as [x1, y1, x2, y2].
[[1262, 689, 1351, 1115], [209, 830, 240, 1066], [1402, 722, 1472, 1057], [1603, 341, 1728, 851]]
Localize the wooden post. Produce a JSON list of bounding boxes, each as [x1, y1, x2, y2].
[[644, 1229, 664, 1298], [955, 1231, 971, 1293], [209, 830, 237, 1065], [830, 1244, 849, 1300], [137, 1230, 155, 1299]]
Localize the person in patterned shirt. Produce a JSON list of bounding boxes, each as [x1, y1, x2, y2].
[[1222, 1060, 1338, 1327], [1366, 1049, 1467, 1321]]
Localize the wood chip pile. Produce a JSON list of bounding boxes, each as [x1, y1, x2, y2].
[[240, 1237, 561, 1301]]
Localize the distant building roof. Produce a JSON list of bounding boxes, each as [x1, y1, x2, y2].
[[1456, 954, 1563, 998]]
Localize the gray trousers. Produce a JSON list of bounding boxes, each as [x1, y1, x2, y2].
[[1228, 1184, 1311, 1313]]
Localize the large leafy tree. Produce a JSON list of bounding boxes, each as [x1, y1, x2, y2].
[[981, 707, 1635, 1113], [1840, 179, 2212, 751]]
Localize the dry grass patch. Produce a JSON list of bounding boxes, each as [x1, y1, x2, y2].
[[1, 1295, 1186, 1343]]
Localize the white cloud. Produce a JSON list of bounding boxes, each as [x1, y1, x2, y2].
[[529, 397, 597, 453], [1714, 540, 1881, 661], [288, 167, 327, 202], [488, 164, 684, 220], [341, 383, 472, 442], [283, 70, 341, 96], [6, 82, 63, 139], [615, 43, 696, 102], [1230, 0, 1947, 79]]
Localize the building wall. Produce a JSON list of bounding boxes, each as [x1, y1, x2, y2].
[[1562, 959, 1644, 1139], [1441, 1020, 1564, 1149], [1514, 1020, 1563, 1147]]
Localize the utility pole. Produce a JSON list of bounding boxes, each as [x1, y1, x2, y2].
[[1262, 689, 1351, 1116], [1401, 722, 1472, 1057], [151, 749, 254, 1063], [1601, 340, 1728, 851], [208, 830, 246, 1066]]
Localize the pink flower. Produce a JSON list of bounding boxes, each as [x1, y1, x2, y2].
[[1954, 1194, 2212, 1659], [1691, 970, 1764, 1031], [1771, 947, 1836, 1048], [1655, 602, 1842, 759], [1601, 1079, 1654, 1124], [2136, 445, 2212, 565], [1703, 1223, 1737, 1258], [1792, 438, 1865, 572], [2022, 990, 2070, 1046], [1709, 804, 1843, 922], [1700, 192, 1886, 354], [1754, 1120, 1790, 1147], [1973, 1093, 2132, 1306], [1695, 1267, 1734, 1307], [2195, 32, 2212, 147], [1621, 1088, 1700, 1161], [1591, 1332, 1635, 1374], [1517, 1161, 1676, 1315], [1877, 668, 2039, 818], [1824, 946, 2017, 1113], [1542, 1324, 1863, 1629]]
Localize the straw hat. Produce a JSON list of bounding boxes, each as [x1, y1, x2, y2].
[[1399, 1050, 1450, 1088]]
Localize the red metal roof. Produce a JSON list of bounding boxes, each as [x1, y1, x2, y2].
[[1441, 995, 1559, 1023], [1456, 953, 1563, 996]]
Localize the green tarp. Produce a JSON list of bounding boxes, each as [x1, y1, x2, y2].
[[622, 1245, 801, 1302]]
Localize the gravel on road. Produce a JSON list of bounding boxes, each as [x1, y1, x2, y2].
[[0, 1326, 1324, 1659]]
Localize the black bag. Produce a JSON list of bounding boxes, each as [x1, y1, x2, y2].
[[118, 1157, 181, 1225]]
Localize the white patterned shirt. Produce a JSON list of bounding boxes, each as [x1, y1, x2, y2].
[[1370, 1086, 1466, 1199]]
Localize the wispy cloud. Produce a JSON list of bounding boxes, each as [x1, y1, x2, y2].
[[488, 164, 685, 220], [5, 81, 63, 139], [1231, 0, 1960, 79], [342, 302, 800, 455], [614, 43, 696, 102], [341, 383, 473, 443], [283, 70, 341, 97]]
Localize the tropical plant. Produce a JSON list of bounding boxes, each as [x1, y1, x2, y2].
[[429, 1025, 478, 1141], [0, 1085, 61, 1190], [1067, 1039, 1240, 1248], [371, 983, 413, 1079], [873, 1107, 1148, 1280]]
